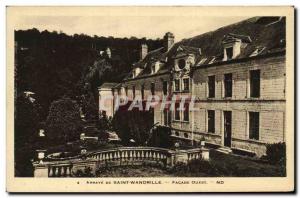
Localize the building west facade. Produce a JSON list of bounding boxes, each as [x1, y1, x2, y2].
[[98, 17, 286, 156]]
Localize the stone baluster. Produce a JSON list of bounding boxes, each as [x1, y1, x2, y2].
[[61, 166, 65, 176], [125, 151, 128, 159], [158, 153, 161, 159], [49, 167, 53, 177], [133, 150, 136, 159], [66, 166, 70, 177], [54, 167, 58, 177], [145, 151, 149, 158]]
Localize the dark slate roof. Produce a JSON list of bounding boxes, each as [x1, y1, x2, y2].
[[180, 16, 285, 62], [124, 16, 285, 81]]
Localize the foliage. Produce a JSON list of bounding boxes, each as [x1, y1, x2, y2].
[[169, 150, 286, 177], [147, 126, 173, 148], [15, 29, 163, 120], [14, 94, 42, 176], [45, 97, 83, 144], [97, 114, 111, 131], [265, 142, 286, 176], [112, 102, 154, 145], [81, 91, 98, 121], [73, 167, 94, 177], [15, 94, 42, 146], [265, 142, 286, 164]]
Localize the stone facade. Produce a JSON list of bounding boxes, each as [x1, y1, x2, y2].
[[99, 17, 286, 157]]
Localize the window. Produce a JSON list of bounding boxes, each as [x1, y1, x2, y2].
[[226, 47, 233, 60], [175, 131, 179, 136], [207, 110, 215, 133], [174, 103, 180, 121], [141, 84, 145, 100], [151, 83, 155, 95], [224, 73, 232, 97], [250, 70, 260, 98], [163, 109, 168, 126], [151, 65, 155, 74], [178, 59, 186, 70], [183, 78, 190, 91], [183, 103, 189, 121], [184, 133, 188, 138], [208, 75, 215, 98], [249, 112, 259, 140], [163, 81, 168, 95], [174, 79, 180, 92], [132, 86, 136, 98]]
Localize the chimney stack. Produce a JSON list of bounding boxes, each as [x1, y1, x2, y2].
[[164, 32, 175, 51], [106, 47, 111, 58], [140, 44, 148, 60]]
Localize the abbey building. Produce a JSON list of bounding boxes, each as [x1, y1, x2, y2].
[[98, 17, 286, 156]]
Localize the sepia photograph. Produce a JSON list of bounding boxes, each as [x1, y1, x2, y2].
[[6, 6, 294, 192]]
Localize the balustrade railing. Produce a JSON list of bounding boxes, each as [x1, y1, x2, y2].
[[87, 147, 170, 163], [33, 146, 209, 177]]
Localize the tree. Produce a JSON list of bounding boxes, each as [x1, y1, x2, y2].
[[15, 94, 42, 177], [45, 97, 83, 144], [112, 102, 154, 145], [82, 92, 98, 121]]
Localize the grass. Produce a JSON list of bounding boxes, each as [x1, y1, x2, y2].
[[94, 149, 285, 177], [171, 149, 285, 177]]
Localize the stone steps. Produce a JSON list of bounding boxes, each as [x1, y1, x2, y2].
[[216, 147, 232, 154]]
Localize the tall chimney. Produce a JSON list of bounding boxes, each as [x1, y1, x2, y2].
[[106, 47, 111, 58], [140, 44, 148, 60], [164, 32, 175, 51]]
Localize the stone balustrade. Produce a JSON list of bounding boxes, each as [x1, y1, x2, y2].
[[33, 146, 209, 177]]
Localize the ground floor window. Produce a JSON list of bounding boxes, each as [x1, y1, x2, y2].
[[174, 103, 180, 120], [249, 112, 259, 140], [163, 109, 170, 126], [183, 103, 189, 121], [207, 110, 215, 133]]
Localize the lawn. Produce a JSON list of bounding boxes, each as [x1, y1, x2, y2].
[[171, 149, 285, 177], [94, 149, 285, 177]]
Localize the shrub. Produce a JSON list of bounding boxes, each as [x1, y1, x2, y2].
[[73, 167, 94, 177], [265, 142, 286, 165]]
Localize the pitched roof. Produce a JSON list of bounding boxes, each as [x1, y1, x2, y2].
[[124, 16, 285, 80]]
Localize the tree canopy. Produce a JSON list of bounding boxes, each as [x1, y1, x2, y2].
[[45, 97, 83, 143]]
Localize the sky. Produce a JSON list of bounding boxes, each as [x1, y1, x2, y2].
[[15, 15, 251, 41]]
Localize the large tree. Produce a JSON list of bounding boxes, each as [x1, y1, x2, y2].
[[45, 97, 83, 144], [15, 94, 42, 176], [82, 91, 99, 121]]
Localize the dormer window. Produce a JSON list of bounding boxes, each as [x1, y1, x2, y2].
[[225, 47, 233, 60], [151, 65, 155, 74], [151, 61, 160, 74], [222, 33, 251, 61], [132, 67, 142, 78]]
